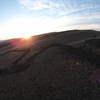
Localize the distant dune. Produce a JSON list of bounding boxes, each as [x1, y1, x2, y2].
[[0, 30, 100, 100]]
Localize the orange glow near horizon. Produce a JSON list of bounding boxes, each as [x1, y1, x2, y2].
[[21, 35, 32, 40], [10, 36, 33, 48], [0, 33, 33, 40]]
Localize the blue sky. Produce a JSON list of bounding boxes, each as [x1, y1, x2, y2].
[[0, 0, 100, 39]]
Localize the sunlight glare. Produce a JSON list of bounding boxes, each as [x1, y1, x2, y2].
[[0, 16, 58, 40]]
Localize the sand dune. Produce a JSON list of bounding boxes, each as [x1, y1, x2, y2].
[[0, 30, 100, 100]]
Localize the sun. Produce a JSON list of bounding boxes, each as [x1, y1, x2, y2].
[[21, 35, 32, 39], [0, 16, 57, 40]]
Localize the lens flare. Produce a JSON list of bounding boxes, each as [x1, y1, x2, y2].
[[10, 36, 33, 48]]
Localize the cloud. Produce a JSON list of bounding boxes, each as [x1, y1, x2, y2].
[[0, 13, 100, 39], [17, 0, 100, 17], [58, 5, 100, 16], [66, 24, 100, 31], [17, 0, 64, 10]]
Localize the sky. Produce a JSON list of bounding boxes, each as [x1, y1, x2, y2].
[[0, 0, 100, 39]]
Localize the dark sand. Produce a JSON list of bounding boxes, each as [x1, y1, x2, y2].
[[0, 30, 100, 100]]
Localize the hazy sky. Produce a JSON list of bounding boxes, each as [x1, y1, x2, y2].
[[0, 0, 100, 39]]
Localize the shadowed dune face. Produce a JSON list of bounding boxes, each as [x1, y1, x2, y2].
[[0, 44, 99, 99], [90, 69, 100, 83], [30, 46, 99, 99], [0, 30, 100, 99]]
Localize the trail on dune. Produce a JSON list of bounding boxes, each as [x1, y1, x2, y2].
[[0, 43, 100, 75]]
